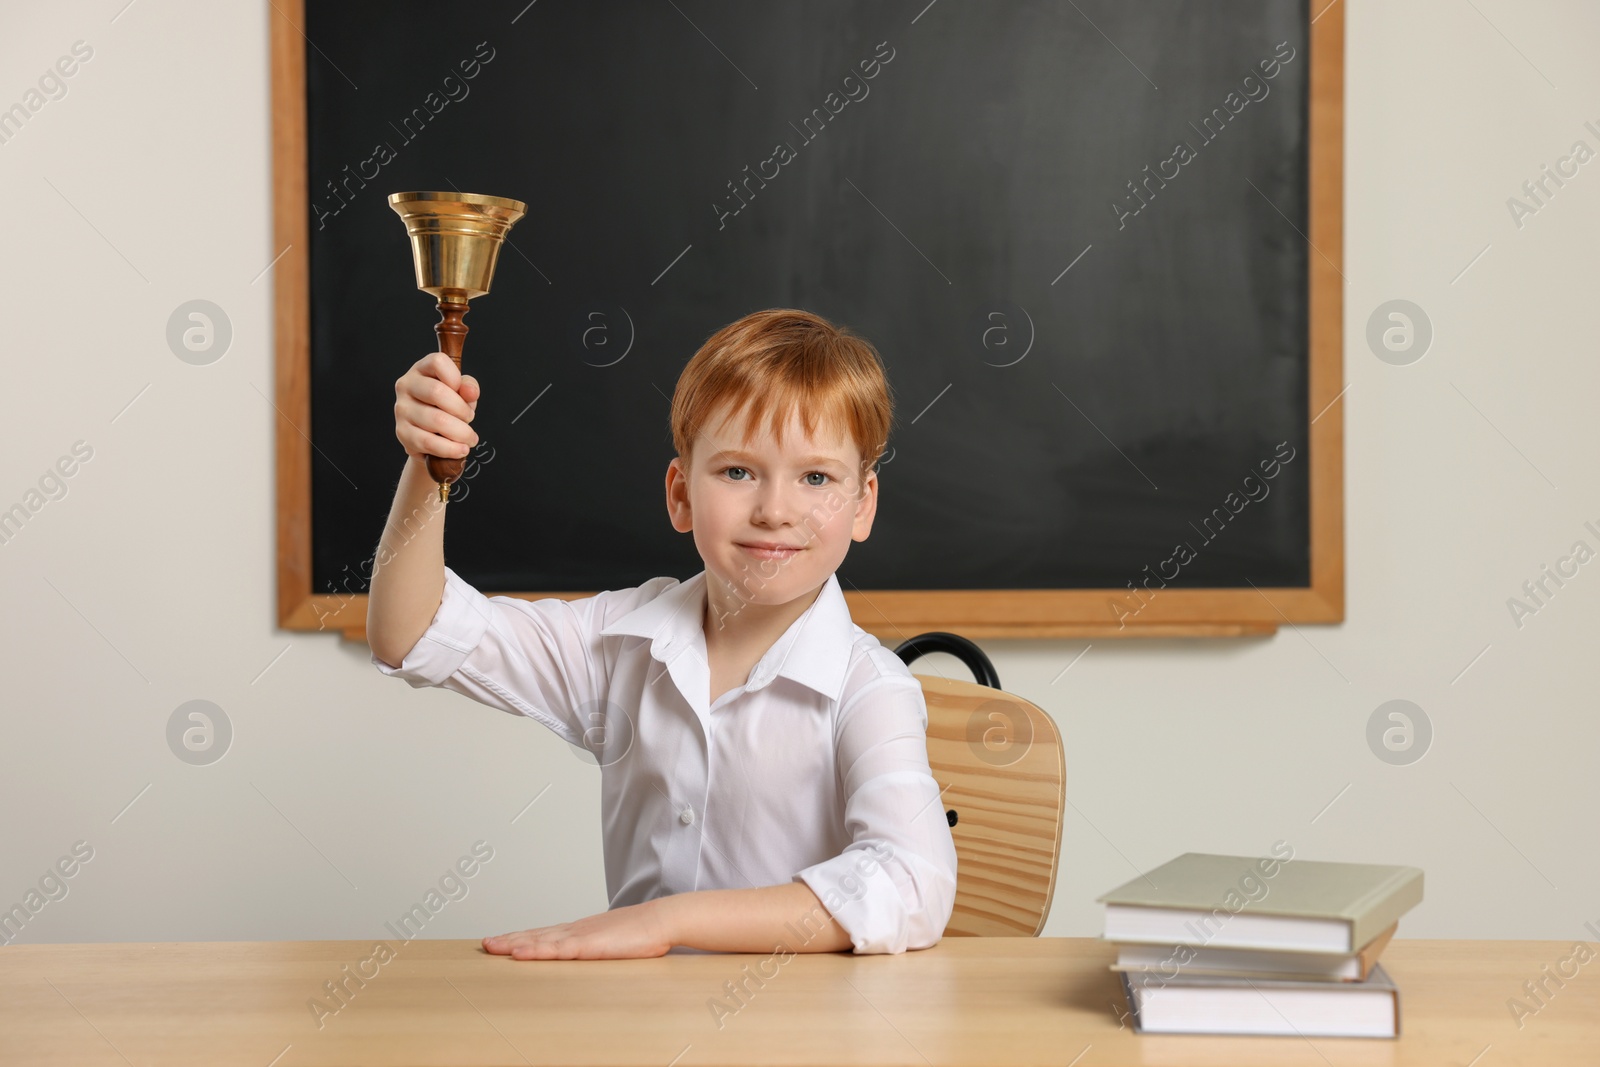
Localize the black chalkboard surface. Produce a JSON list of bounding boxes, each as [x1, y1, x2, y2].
[[303, 0, 1311, 601]]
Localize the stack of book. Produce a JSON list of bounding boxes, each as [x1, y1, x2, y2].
[[1098, 852, 1424, 1038]]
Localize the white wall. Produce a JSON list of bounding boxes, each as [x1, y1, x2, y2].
[[2, 1, 1596, 948]]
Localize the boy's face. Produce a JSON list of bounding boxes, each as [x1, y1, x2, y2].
[[666, 403, 877, 612]]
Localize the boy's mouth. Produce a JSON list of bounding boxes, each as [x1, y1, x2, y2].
[[737, 541, 803, 560]]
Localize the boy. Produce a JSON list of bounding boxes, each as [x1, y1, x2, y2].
[[368, 308, 957, 960]]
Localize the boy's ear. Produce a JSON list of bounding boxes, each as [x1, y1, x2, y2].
[[851, 467, 878, 543], [666, 456, 693, 533]]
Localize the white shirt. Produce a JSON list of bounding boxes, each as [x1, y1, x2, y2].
[[372, 565, 958, 954]]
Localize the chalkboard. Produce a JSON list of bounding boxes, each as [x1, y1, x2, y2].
[[273, 0, 1344, 638]]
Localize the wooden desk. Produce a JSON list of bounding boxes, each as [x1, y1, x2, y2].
[[1, 937, 1592, 1065]]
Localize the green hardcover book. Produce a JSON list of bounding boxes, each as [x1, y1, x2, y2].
[[1097, 852, 1423, 954]]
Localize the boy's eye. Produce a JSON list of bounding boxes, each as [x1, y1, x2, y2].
[[722, 466, 749, 481], [804, 472, 829, 487]]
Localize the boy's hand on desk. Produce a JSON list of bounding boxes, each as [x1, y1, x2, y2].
[[482, 899, 672, 961]]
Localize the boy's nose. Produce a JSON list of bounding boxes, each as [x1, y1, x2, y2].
[[751, 488, 801, 525]]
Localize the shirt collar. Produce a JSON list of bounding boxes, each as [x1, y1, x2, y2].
[[599, 570, 856, 703]]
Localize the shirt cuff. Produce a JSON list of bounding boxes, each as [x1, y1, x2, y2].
[[370, 567, 494, 687], [793, 842, 953, 955]]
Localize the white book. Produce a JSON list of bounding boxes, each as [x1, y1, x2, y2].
[[1111, 922, 1397, 983], [1120, 964, 1400, 1038]]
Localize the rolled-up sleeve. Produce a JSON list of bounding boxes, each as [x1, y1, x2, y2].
[[793, 653, 958, 954], [371, 566, 652, 749]]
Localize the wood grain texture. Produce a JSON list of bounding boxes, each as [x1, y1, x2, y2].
[[919, 674, 1065, 938], [1307, 0, 1346, 625], [271, 0, 313, 633], [2, 937, 1589, 1065]]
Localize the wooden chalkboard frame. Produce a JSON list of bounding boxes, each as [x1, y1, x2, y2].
[[272, 0, 1343, 642]]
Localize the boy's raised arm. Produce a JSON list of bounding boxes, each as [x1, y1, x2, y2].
[[367, 352, 480, 668], [366, 454, 449, 668]]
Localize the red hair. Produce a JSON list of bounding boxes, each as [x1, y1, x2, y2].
[[670, 308, 893, 487]]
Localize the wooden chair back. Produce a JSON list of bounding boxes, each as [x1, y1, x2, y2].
[[897, 635, 1066, 937]]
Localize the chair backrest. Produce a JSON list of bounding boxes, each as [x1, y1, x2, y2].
[[917, 672, 1066, 937]]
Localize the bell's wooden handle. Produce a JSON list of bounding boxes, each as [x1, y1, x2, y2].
[[425, 296, 470, 500]]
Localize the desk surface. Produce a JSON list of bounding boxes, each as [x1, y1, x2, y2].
[[1, 937, 1592, 1066]]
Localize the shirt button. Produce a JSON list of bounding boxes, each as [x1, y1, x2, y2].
[[679, 806, 695, 826]]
